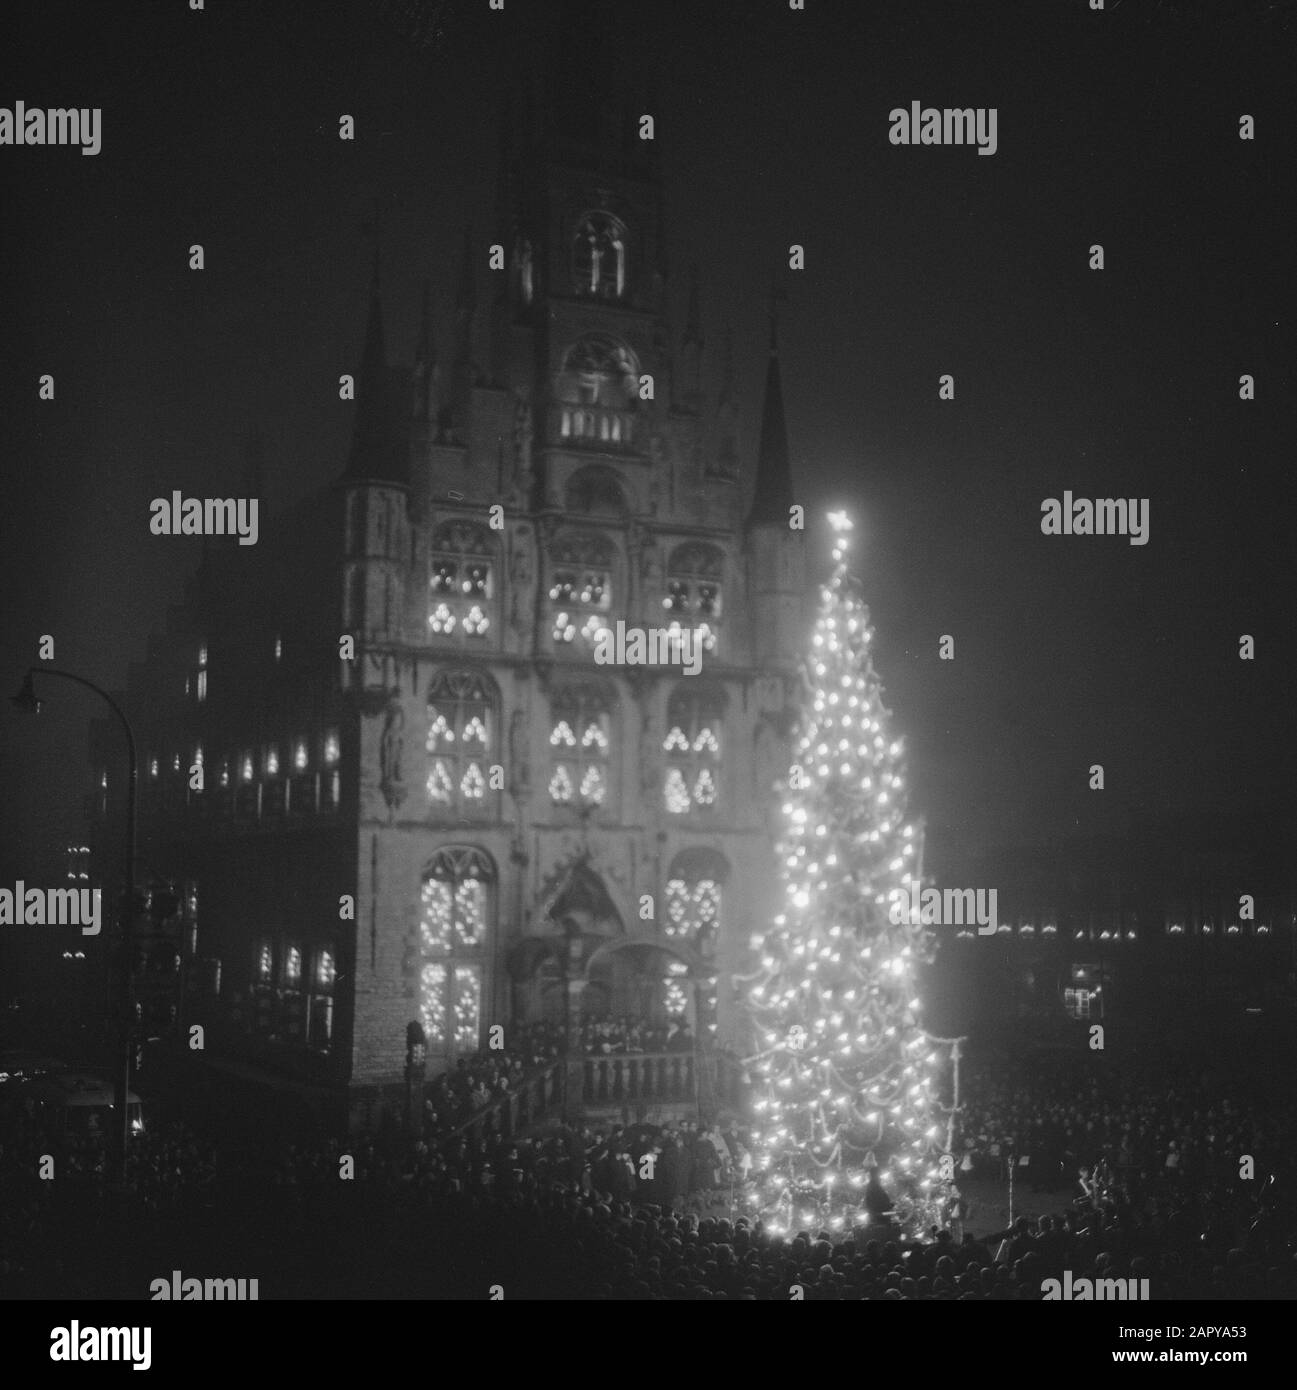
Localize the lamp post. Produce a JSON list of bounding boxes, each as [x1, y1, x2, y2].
[[12, 667, 138, 1185], [559, 921, 584, 1124]]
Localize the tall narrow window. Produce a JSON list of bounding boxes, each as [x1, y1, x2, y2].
[[252, 939, 274, 1034], [573, 212, 627, 300], [280, 942, 306, 1040], [425, 671, 497, 819], [419, 847, 492, 1055], [429, 522, 495, 639], [310, 947, 335, 1048], [664, 543, 723, 656], [663, 685, 724, 815], [194, 643, 208, 703], [549, 531, 615, 649], [664, 851, 726, 961], [321, 729, 340, 810], [548, 684, 612, 808]]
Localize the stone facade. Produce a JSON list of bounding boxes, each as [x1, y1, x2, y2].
[[91, 90, 809, 1124]]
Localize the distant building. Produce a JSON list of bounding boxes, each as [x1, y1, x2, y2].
[[89, 69, 808, 1127]]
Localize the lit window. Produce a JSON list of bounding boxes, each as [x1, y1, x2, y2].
[[1063, 988, 1092, 1020], [310, 949, 335, 1049], [194, 643, 209, 705], [429, 522, 495, 639], [663, 685, 724, 814], [663, 975, 689, 1016], [549, 685, 611, 808], [573, 213, 627, 300], [665, 868, 722, 959], [425, 672, 496, 817], [419, 847, 493, 1054], [664, 543, 724, 656], [548, 531, 614, 653], [555, 335, 639, 448], [454, 966, 481, 1050]]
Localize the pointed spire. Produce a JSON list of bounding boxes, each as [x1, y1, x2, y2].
[[345, 282, 408, 483], [414, 279, 439, 426], [747, 284, 794, 526], [714, 322, 739, 480]]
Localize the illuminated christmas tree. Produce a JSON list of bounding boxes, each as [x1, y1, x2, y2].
[[743, 511, 951, 1235]]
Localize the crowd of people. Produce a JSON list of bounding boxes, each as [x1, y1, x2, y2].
[[1, 1048, 1294, 1299], [955, 1056, 1291, 1200]]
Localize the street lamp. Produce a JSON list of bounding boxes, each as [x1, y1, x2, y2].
[[12, 666, 138, 1185], [559, 921, 584, 1124]]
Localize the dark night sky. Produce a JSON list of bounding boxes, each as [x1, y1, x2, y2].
[[1, 0, 1294, 888]]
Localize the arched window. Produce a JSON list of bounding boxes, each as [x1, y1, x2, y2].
[[548, 683, 613, 809], [565, 465, 627, 517], [556, 335, 639, 448], [664, 856, 723, 1008], [663, 684, 724, 815], [573, 212, 627, 299], [426, 671, 497, 819], [309, 946, 336, 1050], [549, 530, 615, 649], [429, 522, 496, 640], [665, 850, 728, 1038], [664, 543, 724, 655], [419, 846, 493, 1054]]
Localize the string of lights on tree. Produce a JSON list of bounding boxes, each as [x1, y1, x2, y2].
[[740, 510, 956, 1235]]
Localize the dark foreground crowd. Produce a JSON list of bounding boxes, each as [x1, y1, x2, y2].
[[1, 1055, 1294, 1299]]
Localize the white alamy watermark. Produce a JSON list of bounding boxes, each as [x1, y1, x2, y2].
[[149, 492, 259, 546], [888, 878, 998, 935], [1040, 493, 1149, 546], [0, 102, 102, 156], [593, 621, 704, 675], [50, 1324, 151, 1370], [889, 102, 997, 156], [0, 883, 100, 935], [150, 1270, 259, 1300], [1042, 1271, 1150, 1301]]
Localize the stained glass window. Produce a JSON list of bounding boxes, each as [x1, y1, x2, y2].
[[549, 531, 614, 649], [665, 851, 727, 963], [419, 847, 493, 1057], [574, 214, 627, 300], [663, 543, 724, 656], [549, 685, 611, 808], [429, 522, 494, 640], [663, 685, 724, 814], [425, 671, 496, 819]]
